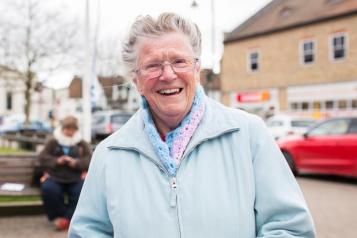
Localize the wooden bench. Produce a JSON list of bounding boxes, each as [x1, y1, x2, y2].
[[0, 154, 44, 216], [0, 154, 40, 196], [1, 132, 47, 152]]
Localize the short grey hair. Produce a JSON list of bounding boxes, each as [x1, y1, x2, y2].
[[122, 12, 202, 79]]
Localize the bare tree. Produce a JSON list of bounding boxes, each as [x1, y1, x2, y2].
[[96, 37, 123, 77], [0, 0, 79, 124]]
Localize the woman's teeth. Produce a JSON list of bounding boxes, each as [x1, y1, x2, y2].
[[159, 88, 181, 95]]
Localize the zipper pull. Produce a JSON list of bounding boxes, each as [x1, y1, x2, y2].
[[170, 177, 178, 207]]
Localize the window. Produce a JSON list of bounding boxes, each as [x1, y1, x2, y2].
[[352, 99, 357, 109], [313, 101, 321, 110], [349, 119, 357, 134], [338, 100, 347, 109], [331, 33, 347, 60], [291, 120, 316, 128], [325, 100, 334, 109], [309, 119, 350, 136], [301, 102, 309, 110], [301, 40, 315, 64], [266, 120, 284, 127], [93, 116, 105, 124], [290, 102, 299, 110], [6, 92, 12, 110], [248, 51, 259, 72], [111, 114, 132, 124]]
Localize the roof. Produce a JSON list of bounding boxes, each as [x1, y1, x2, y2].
[[68, 75, 127, 99], [0, 65, 23, 78], [225, 0, 357, 43], [98, 76, 126, 99]]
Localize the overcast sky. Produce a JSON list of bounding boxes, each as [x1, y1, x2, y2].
[[51, 0, 272, 87]]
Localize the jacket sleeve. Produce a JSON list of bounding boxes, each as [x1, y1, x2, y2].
[[68, 142, 114, 237], [250, 116, 315, 238], [74, 141, 92, 171], [38, 138, 60, 169]]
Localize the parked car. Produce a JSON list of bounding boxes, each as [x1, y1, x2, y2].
[[0, 119, 52, 135], [91, 110, 133, 140], [266, 115, 316, 140], [278, 117, 357, 178]]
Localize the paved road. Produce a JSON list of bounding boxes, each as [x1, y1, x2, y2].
[[0, 214, 67, 238], [298, 175, 357, 238], [0, 176, 356, 238]]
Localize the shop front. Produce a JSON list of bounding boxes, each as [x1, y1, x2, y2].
[[287, 81, 357, 119], [230, 89, 279, 119]]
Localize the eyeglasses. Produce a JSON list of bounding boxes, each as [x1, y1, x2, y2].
[[135, 58, 199, 80]]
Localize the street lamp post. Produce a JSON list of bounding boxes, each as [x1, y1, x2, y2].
[[191, 0, 216, 72]]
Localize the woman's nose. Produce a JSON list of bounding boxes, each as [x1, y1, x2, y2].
[[159, 64, 177, 80]]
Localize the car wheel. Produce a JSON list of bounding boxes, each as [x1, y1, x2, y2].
[[282, 151, 298, 175]]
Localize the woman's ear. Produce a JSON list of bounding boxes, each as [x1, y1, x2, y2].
[[133, 78, 143, 94], [194, 62, 201, 83], [195, 62, 201, 72]]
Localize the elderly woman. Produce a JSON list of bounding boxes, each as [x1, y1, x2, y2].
[[38, 116, 92, 230], [69, 13, 315, 237]]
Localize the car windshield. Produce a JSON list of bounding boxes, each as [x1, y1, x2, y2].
[[93, 116, 105, 124], [309, 119, 350, 136], [291, 120, 315, 128], [267, 120, 284, 127], [111, 114, 132, 124]]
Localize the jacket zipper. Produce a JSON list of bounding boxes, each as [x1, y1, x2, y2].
[[108, 127, 239, 238], [170, 177, 178, 207], [171, 128, 241, 238], [108, 146, 182, 236]]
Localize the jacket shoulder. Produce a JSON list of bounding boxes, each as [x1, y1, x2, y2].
[[205, 97, 263, 128]]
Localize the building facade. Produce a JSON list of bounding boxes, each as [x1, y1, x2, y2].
[[0, 65, 54, 123], [221, 0, 357, 119]]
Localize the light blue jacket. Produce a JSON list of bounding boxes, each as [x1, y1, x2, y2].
[[69, 98, 315, 238]]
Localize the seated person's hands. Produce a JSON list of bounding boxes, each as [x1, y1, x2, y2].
[[57, 155, 67, 165], [63, 156, 77, 168], [57, 155, 77, 168]]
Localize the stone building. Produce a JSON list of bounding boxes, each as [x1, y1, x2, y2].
[[0, 65, 54, 122], [221, 0, 357, 119]]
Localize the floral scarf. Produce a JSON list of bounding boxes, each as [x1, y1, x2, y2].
[[141, 86, 206, 177]]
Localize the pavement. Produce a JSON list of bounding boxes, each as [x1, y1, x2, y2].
[[0, 215, 67, 238], [0, 176, 356, 238]]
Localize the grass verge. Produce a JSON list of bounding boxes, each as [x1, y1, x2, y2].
[[0, 195, 41, 203], [0, 146, 32, 155]]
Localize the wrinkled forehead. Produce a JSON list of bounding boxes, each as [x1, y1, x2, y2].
[[136, 32, 194, 63]]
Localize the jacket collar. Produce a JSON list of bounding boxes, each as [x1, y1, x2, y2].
[[107, 97, 241, 163]]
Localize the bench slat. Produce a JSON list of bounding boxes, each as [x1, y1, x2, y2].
[[0, 158, 36, 167], [0, 155, 40, 195]]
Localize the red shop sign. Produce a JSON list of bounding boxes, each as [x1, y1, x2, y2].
[[236, 91, 270, 103]]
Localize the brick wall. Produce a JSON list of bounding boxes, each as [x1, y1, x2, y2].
[[221, 15, 357, 107]]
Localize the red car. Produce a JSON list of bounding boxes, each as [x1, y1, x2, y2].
[[278, 117, 357, 178]]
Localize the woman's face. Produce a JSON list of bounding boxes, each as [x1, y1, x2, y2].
[[62, 127, 77, 137], [134, 32, 200, 133]]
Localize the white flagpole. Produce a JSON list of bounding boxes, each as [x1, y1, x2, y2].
[[82, 0, 92, 142]]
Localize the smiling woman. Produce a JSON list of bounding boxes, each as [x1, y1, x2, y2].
[[69, 12, 315, 238], [133, 31, 201, 134]]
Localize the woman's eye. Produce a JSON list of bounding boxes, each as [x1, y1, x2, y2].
[[172, 59, 187, 66], [145, 63, 161, 71]]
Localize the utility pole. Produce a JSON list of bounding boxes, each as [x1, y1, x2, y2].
[[210, 0, 216, 73], [191, 0, 216, 72], [82, 0, 92, 142]]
